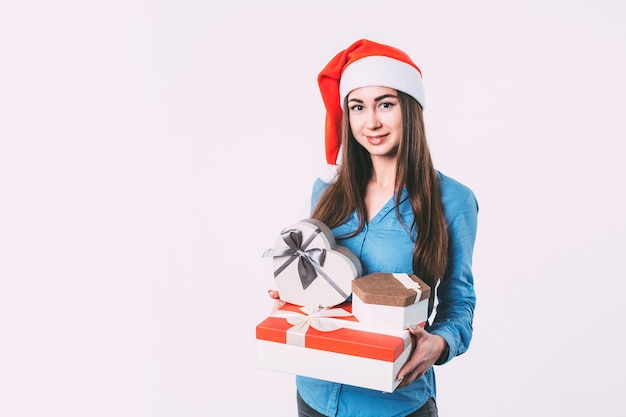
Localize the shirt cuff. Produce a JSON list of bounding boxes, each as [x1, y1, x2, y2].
[[428, 328, 456, 365], [434, 340, 450, 365]]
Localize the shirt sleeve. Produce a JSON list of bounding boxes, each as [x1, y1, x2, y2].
[[428, 190, 479, 364]]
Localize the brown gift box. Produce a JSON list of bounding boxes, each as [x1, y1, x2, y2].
[[351, 273, 431, 331], [352, 273, 430, 306]]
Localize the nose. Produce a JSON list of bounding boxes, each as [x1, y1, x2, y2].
[[366, 108, 382, 130]]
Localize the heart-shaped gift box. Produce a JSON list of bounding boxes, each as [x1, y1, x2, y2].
[[264, 218, 362, 308]]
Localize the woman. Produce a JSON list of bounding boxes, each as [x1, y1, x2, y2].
[[271, 39, 478, 417]]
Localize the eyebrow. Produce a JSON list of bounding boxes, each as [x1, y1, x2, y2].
[[347, 93, 399, 104]]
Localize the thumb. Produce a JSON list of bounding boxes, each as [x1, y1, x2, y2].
[[407, 324, 426, 338]]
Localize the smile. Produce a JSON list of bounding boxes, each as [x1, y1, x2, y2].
[[365, 134, 388, 145]]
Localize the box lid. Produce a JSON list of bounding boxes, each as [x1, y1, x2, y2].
[[352, 273, 431, 307], [256, 302, 409, 362]]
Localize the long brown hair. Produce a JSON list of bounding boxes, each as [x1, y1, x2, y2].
[[311, 91, 448, 290]]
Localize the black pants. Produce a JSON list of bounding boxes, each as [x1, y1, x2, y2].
[[297, 391, 438, 417]]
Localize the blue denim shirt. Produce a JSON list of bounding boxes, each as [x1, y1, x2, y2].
[[296, 171, 479, 417]]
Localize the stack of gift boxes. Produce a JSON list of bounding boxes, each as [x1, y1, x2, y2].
[[256, 219, 431, 392]]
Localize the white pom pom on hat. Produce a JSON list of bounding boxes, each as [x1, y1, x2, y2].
[[317, 39, 425, 183], [318, 149, 343, 184], [318, 162, 340, 184]]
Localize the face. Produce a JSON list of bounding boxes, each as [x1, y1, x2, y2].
[[347, 86, 403, 160]]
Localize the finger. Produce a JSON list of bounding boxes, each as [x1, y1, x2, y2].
[[401, 360, 429, 385], [267, 290, 280, 299], [407, 325, 426, 337], [398, 368, 421, 387], [397, 344, 432, 385], [397, 355, 420, 381], [270, 298, 285, 312]]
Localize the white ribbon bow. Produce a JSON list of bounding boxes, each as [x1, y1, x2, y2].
[[271, 305, 354, 347]]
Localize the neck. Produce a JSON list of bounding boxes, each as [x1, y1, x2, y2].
[[370, 156, 397, 190]]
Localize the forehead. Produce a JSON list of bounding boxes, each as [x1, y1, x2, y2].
[[347, 86, 398, 100]]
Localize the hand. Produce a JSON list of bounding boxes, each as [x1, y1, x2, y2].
[[267, 289, 285, 312], [396, 326, 447, 388]]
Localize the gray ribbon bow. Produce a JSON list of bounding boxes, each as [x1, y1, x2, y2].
[[263, 227, 349, 299], [268, 228, 326, 290]]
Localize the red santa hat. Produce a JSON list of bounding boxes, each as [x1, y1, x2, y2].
[[317, 39, 425, 183]]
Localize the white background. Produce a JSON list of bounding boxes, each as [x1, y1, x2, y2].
[[1, 1, 625, 416]]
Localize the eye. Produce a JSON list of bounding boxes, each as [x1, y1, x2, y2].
[[380, 101, 395, 110], [349, 104, 364, 112]]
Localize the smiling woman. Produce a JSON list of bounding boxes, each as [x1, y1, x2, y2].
[[269, 39, 479, 417], [347, 87, 403, 161]]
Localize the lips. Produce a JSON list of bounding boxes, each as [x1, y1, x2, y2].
[[365, 134, 388, 145]]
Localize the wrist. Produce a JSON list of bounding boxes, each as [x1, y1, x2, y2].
[[434, 336, 449, 365]]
